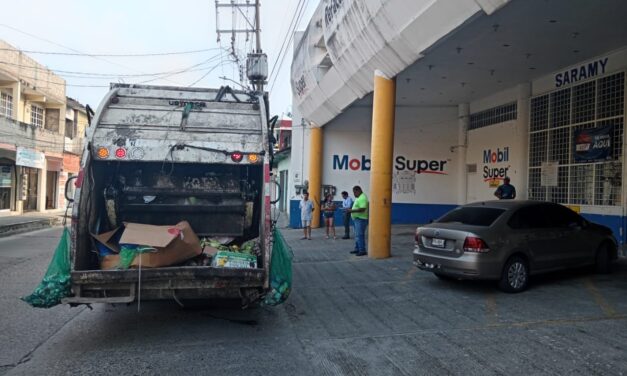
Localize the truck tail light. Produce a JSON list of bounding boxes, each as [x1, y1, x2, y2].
[[463, 237, 490, 253], [96, 147, 109, 159], [247, 154, 259, 163], [75, 168, 85, 188], [115, 147, 127, 159], [231, 152, 243, 162]]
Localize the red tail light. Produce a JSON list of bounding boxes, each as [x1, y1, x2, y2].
[[231, 152, 243, 162], [414, 229, 423, 245], [75, 168, 85, 188], [463, 237, 490, 253]]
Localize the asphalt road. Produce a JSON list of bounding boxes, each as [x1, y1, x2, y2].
[[1, 226, 627, 375]]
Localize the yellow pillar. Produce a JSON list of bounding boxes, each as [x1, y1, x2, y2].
[[308, 126, 323, 228], [368, 70, 396, 259]]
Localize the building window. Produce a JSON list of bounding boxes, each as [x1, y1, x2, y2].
[[31, 105, 44, 127], [528, 72, 624, 206], [469, 102, 517, 130], [0, 92, 13, 118]]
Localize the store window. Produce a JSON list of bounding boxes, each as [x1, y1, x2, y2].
[[528, 72, 625, 206], [31, 104, 44, 127], [0, 92, 13, 118]]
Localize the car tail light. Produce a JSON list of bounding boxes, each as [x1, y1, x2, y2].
[[463, 237, 490, 253], [415, 229, 423, 245], [231, 152, 243, 163]]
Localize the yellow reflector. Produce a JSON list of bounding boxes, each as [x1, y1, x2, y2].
[[247, 154, 259, 163], [97, 147, 109, 159]]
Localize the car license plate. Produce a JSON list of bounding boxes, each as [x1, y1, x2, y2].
[[432, 238, 445, 248]]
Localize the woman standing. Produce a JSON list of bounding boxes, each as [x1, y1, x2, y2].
[[322, 194, 337, 239]]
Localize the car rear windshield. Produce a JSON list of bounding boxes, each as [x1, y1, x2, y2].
[[436, 207, 506, 226]]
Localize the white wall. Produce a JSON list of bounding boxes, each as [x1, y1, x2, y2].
[[466, 120, 525, 202], [317, 105, 460, 204]]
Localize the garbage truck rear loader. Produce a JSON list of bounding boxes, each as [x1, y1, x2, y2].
[[64, 84, 274, 306]]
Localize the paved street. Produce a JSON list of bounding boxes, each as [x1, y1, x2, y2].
[[1, 226, 627, 375]]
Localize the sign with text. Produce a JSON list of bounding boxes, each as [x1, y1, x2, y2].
[[16, 147, 45, 169], [541, 161, 559, 187], [574, 125, 613, 163]]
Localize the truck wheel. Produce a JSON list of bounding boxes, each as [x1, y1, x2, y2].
[[594, 243, 613, 274], [498, 256, 529, 293]]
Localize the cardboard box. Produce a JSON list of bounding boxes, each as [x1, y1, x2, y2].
[[99, 221, 202, 270]]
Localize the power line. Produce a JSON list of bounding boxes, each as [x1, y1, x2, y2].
[[0, 23, 184, 86], [269, 0, 310, 92], [0, 53, 227, 78], [0, 47, 222, 57], [268, 0, 305, 81]]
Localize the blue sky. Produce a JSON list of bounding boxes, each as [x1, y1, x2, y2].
[[1, 0, 317, 117]]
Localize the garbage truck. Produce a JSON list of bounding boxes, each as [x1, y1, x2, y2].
[[63, 83, 276, 307]]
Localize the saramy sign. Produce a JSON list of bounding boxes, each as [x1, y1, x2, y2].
[[333, 154, 448, 174]]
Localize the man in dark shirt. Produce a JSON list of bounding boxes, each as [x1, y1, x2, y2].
[[494, 177, 516, 199]]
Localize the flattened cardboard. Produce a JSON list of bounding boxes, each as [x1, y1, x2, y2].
[[91, 227, 122, 254], [100, 221, 202, 270]]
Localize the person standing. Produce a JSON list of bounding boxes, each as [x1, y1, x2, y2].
[[322, 194, 337, 239], [346, 186, 368, 256], [494, 176, 516, 200], [299, 192, 314, 239], [340, 191, 354, 239]]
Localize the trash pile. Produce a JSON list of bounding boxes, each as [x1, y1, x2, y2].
[[92, 221, 261, 270]]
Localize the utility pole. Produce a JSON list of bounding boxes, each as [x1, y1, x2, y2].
[[215, 0, 267, 93]]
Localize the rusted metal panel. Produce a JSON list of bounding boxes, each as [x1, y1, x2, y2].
[[72, 266, 265, 284]]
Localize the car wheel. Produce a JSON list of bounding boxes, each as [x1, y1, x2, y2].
[[595, 243, 613, 274], [434, 272, 454, 281], [498, 256, 529, 293]]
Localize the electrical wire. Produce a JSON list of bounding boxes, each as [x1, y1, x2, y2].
[[0, 56, 226, 78], [268, 0, 305, 81], [0, 47, 222, 57], [269, 0, 310, 92]]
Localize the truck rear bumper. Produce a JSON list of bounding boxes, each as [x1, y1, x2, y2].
[[64, 266, 266, 305]]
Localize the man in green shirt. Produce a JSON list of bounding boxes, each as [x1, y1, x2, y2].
[[346, 185, 368, 256]]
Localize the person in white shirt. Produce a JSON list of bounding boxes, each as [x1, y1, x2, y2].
[[340, 191, 354, 239], [299, 192, 314, 240]]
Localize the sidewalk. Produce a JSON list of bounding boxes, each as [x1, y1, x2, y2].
[[0, 208, 69, 238]]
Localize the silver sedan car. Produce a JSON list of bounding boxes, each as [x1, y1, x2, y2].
[[413, 200, 618, 292]]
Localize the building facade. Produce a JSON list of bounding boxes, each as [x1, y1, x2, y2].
[[0, 39, 86, 214], [289, 0, 627, 246]]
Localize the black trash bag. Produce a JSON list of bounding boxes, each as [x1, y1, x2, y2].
[[22, 227, 71, 308]]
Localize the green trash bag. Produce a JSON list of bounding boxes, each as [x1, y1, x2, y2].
[[22, 227, 71, 308], [264, 228, 293, 306], [117, 245, 156, 269]]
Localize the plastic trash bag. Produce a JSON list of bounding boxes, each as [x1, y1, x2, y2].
[[22, 227, 71, 308], [264, 228, 293, 306], [118, 245, 156, 269]]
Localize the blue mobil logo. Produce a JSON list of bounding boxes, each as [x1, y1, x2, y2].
[[332, 154, 448, 174], [482, 147, 510, 182], [555, 57, 608, 87]]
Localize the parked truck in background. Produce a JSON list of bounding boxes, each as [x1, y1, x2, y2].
[[63, 83, 275, 307]]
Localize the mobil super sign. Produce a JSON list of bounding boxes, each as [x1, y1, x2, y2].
[[333, 154, 448, 174], [483, 147, 510, 181]]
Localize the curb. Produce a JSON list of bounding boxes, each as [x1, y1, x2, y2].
[[0, 217, 64, 238]]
